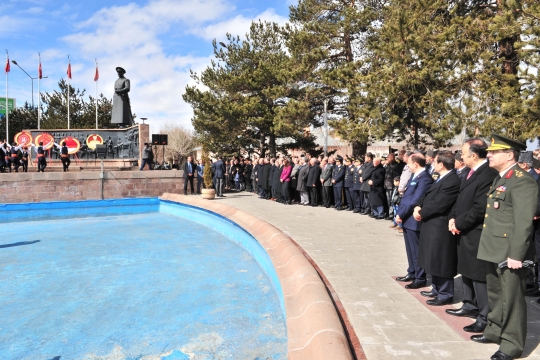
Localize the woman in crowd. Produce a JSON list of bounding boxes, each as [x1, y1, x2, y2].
[[280, 158, 292, 204]]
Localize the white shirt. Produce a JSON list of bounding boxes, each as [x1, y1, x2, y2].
[[411, 168, 426, 181], [473, 159, 488, 172]]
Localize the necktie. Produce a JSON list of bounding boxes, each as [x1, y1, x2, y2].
[[466, 169, 474, 180]]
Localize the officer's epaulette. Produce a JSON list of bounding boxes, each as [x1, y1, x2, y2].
[[515, 170, 523, 178], [505, 170, 514, 179]]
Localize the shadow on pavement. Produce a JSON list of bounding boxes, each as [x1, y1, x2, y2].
[[0, 240, 41, 249]]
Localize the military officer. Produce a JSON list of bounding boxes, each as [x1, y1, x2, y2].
[[352, 159, 363, 213], [332, 155, 346, 210], [471, 134, 538, 360]]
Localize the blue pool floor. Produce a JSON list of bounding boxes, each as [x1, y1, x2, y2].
[[0, 213, 287, 359]]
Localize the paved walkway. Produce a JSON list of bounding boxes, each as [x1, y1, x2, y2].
[[217, 192, 540, 360]]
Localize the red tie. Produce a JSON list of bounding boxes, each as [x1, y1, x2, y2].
[[466, 169, 474, 180]]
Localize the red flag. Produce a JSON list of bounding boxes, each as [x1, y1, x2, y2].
[[67, 62, 72, 79], [4, 56, 9, 73], [38, 61, 42, 79], [94, 64, 99, 81]]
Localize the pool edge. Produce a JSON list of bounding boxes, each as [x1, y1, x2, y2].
[[160, 193, 361, 360]]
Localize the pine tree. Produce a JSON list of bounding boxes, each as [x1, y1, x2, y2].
[[184, 21, 318, 157]]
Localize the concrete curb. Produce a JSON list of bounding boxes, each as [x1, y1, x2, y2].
[[160, 193, 355, 360]]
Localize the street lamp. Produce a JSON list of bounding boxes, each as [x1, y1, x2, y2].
[[11, 60, 48, 109], [140, 117, 147, 124]]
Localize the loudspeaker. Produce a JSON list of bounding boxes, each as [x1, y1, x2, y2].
[[95, 144, 107, 159], [152, 134, 160, 145], [159, 134, 168, 145]]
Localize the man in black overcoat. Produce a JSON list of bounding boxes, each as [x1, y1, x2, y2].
[[368, 157, 387, 219], [307, 158, 321, 206], [414, 151, 461, 306], [258, 158, 271, 199], [360, 153, 375, 214], [447, 139, 498, 333]]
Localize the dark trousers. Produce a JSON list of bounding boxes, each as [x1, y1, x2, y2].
[[309, 186, 318, 205], [353, 190, 362, 211], [461, 276, 490, 325], [184, 176, 194, 194], [386, 189, 394, 216], [431, 275, 454, 301], [533, 220, 540, 290], [37, 157, 47, 172], [333, 186, 343, 208], [344, 187, 354, 209], [361, 191, 370, 212], [11, 157, 20, 172], [259, 185, 266, 198], [322, 186, 332, 207], [402, 228, 425, 282], [5, 158, 11, 172], [484, 263, 527, 358], [61, 157, 70, 172], [21, 159, 28, 172], [197, 176, 204, 193], [215, 178, 224, 196], [282, 182, 290, 202]]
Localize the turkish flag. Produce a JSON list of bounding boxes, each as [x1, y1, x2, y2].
[[38, 61, 42, 79], [5, 56, 9, 73], [94, 65, 99, 81], [67, 62, 72, 79]]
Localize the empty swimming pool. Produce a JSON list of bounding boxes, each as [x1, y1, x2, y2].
[[0, 198, 287, 359]]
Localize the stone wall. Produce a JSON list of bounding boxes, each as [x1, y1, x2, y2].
[[0, 170, 185, 203]]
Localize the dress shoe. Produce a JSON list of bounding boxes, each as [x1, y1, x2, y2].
[[353, 210, 360, 213], [385, 216, 393, 220], [405, 281, 427, 289], [368, 214, 375, 218], [526, 288, 540, 297], [335, 208, 343, 211], [396, 274, 415, 282], [426, 297, 453, 306], [375, 216, 385, 220], [463, 321, 487, 333], [445, 307, 479, 319], [183, 192, 188, 195], [346, 208, 353, 211], [490, 350, 514, 360], [420, 290, 437, 298], [470, 334, 495, 344], [361, 211, 369, 215]]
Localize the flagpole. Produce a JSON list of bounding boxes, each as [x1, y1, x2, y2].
[[38, 53, 41, 130], [95, 59, 98, 129], [5, 50, 9, 142], [67, 55, 70, 130]]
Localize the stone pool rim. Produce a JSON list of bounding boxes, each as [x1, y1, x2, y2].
[[160, 193, 361, 360]]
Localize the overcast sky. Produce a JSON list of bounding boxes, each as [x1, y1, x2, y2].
[[1, 0, 293, 133]]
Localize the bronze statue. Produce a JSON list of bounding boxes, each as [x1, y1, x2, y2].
[[111, 67, 133, 126]]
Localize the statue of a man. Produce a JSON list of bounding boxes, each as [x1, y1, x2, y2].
[[111, 67, 133, 126]]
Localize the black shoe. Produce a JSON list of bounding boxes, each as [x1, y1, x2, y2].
[[183, 192, 188, 195], [353, 210, 360, 213], [526, 288, 540, 297], [405, 281, 427, 289], [335, 208, 343, 211], [375, 216, 385, 220], [537, 298, 540, 305], [470, 334, 495, 344], [420, 290, 437, 298], [325, 205, 330, 208], [445, 307, 479, 319], [490, 350, 513, 360], [396, 274, 415, 282], [385, 216, 393, 220], [360, 211, 369, 215], [346, 208, 353, 211], [463, 321, 487, 333], [426, 297, 453, 306], [368, 214, 376, 218]]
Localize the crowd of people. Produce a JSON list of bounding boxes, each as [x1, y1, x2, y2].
[[0, 140, 73, 173], [204, 134, 540, 360]]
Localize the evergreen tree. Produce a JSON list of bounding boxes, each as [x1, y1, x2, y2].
[[0, 102, 38, 141], [184, 21, 318, 157]]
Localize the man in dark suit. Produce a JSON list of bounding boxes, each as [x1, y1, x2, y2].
[[320, 157, 334, 207], [454, 151, 470, 180], [352, 159, 363, 213], [395, 153, 434, 289], [360, 153, 375, 214], [307, 158, 321, 206], [415, 151, 461, 305], [447, 139, 498, 333], [183, 156, 197, 195], [211, 156, 226, 197], [257, 158, 271, 199], [369, 157, 387, 219], [332, 155, 346, 210], [344, 158, 355, 211]]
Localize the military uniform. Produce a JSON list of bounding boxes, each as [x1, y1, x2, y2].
[[332, 157, 345, 209], [344, 161, 355, 210], [476, 135, 538, 359]]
